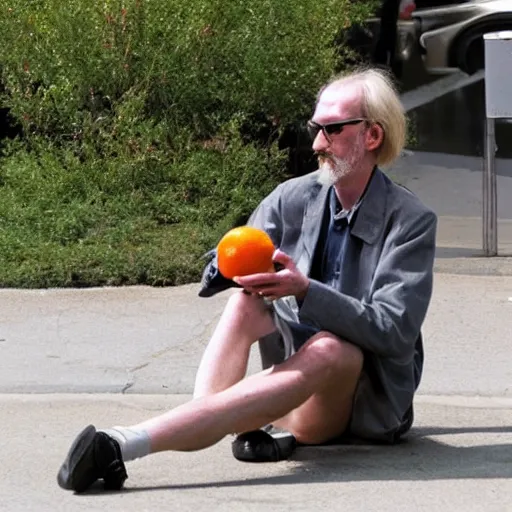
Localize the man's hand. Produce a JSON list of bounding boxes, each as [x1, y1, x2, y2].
[[233, 249, 310, 302]]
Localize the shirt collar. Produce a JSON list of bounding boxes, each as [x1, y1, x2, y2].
[[329, 166, 375, 226], [330, 188, 361, 225]]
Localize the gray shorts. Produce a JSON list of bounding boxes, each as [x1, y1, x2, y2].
[[270, 297, 323, 358]]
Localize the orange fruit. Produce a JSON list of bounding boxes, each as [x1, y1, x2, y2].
[[217, 226, 275, 279]]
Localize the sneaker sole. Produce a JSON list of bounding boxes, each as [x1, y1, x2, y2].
[[57, 424, 98, 493]]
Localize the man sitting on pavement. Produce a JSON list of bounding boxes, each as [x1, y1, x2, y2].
[[57, 67, 437, 494]]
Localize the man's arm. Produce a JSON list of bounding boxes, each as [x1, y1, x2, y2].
[[198, 186, 284, 297], [298, 210, 437, 358], [247, 185, 284, 246]]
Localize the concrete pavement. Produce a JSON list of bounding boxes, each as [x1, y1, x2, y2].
[[1, 151, 512, 511], [392, 151, 512, 256], [1, 275, 511, 397], [1, 394, 511, 512]]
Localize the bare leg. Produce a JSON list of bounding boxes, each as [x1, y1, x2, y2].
[[133, 331, 363, 452], [193, 291, 276, 398], [273, 334, 363, 444], [57, 322, 363, 494]]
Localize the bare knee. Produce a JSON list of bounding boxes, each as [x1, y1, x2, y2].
[[281, 333, 363, 445], [226, 290, 271, 321], [224, 291, 276, 340], [300, 332, 364, 381]]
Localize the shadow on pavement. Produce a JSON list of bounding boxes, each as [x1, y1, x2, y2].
[[84, 425, 512, 494]]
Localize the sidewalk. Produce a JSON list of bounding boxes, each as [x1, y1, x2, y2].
[[1, 274, 511, 397], [392, 151, 512, 249], [1, 394, 511, 512], [2, 152, 511, 396], [1, 151, 511, 511], [391, 151, 512, 275]]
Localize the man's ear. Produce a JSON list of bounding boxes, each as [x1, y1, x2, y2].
[[366, 123, 384, 151]]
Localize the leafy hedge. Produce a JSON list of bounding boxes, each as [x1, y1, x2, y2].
[[0, 0, 376, 288]]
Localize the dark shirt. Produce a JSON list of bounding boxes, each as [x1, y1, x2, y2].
[[289, 171, 374, 349], [289, 187, 362, 350], [310, 187, 362, 286]]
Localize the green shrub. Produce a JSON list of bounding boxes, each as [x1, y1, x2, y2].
[[0, 0, 377, 288], [0, 0, 375, 137], [0, 121, 285, 287]]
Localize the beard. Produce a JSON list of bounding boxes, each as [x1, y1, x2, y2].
[[317, 154, 351, 186], [317, 132, 365, 186]]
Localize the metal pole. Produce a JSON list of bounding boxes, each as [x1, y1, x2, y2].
[[483, 117, 498, 256]]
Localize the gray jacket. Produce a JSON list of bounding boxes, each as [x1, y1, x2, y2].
[[248, 168, 437, 442]]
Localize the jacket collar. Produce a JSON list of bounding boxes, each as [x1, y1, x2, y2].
[[299, 179, 329, 266], [350, 168, 388, 245], [302, 167, 387, 256]]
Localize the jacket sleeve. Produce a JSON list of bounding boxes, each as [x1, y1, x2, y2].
[[298, 210, 437, 358], [198, 185, 284, 297], [247, 184, 284, 248]]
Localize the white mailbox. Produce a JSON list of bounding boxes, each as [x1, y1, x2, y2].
[[484, 31, 512, 118]]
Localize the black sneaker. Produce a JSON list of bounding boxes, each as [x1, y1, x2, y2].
[[57, 425, 127, 493], [232, 425, 297, 462]]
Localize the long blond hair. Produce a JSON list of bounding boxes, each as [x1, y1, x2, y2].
[[319, 68, 406, 167]]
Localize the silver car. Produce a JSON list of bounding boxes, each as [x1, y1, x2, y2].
[[398, 0, 512, 74]]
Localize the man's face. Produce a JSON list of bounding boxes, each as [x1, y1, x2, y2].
[[311, 84, 368, 185]]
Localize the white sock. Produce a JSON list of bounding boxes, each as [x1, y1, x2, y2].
[[100, 426, 151, 462]]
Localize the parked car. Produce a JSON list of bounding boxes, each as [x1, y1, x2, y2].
[[397, 0, 512, 74]]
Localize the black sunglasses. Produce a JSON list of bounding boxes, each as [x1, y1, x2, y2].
[[307, 118, 366, 142]]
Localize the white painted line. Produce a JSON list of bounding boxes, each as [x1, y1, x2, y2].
[[401, 69, 485, 112]]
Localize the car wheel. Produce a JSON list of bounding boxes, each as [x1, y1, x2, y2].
[[461, 37, 485, 74], [453, 23, 512, 75], [454, 31, 484, 74]]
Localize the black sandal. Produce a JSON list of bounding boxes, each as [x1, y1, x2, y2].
[[232, 425, 297, 462]]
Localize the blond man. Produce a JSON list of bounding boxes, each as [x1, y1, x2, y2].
[[58, 68, 437, 493]]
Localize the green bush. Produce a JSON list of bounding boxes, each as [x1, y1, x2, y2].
[[0, 0, 376, 288], [0, 0, 375, 136], [0, 123, 285, 287]]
